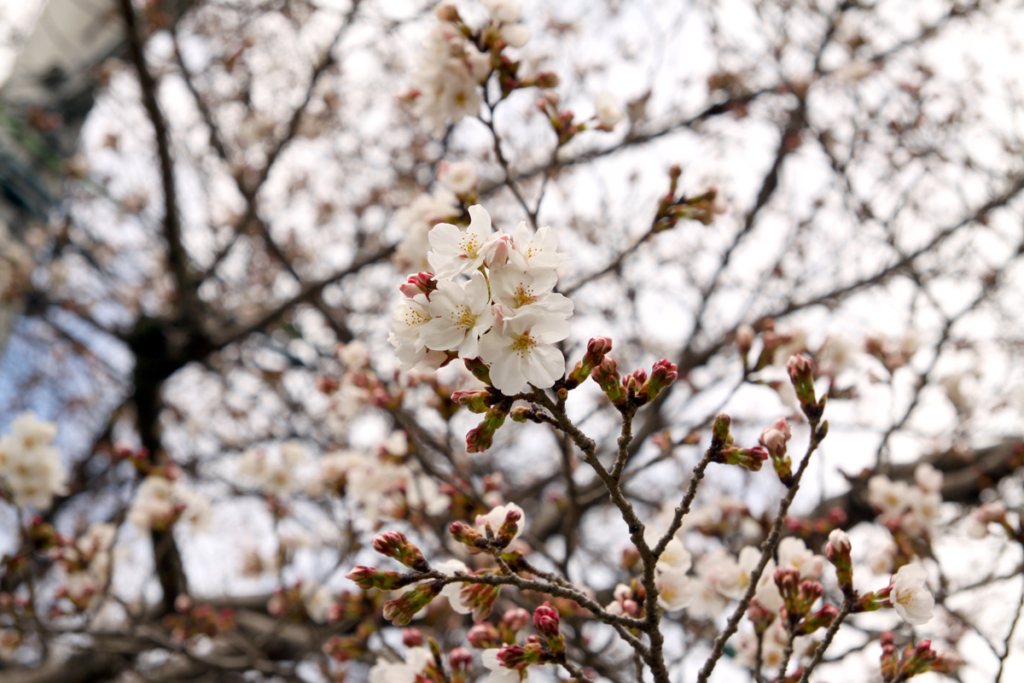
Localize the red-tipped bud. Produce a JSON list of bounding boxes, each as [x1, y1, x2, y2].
[[371, 531, 429, 572], [463, 357, 492, 385], [502, 607, 531, 632], [568, 337, 613, 387], [591, 356, 626, 405], [346, 566, 408, 590], [382, 582, 441, 626], [452, 389, 490, 414], [403, 628, 424, 647], [450, 521, 487, 551], [467, 621, 500, 648], [711, 414, 733, 449], [718, 446, 768, 472], [826, 528, 854, 592], [449, 647, 473, 671], [399, 272, 438, 298], [638, 359, 678, 403], [532, 602, 560, 636]]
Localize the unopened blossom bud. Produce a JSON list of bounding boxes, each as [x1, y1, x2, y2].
[[737, 325, 755, 356], [826, 529, 854, 592], [468, 621, 500, 648], [346, 565, 407, 590], [624, 369, 647, 396], [638, 359, 678, 403], [459, 581, 502, 622], [509, 406, 539, 423], [711, 413, 733, 450], [622, 546, 641, 569], [532, 601, 560, 636], [403, 628, 423, 647], [718, 446, 768, 472], [464, 357, 492, 385], [449, 647, 473, 671], [879, 631, 898, 679], [382, 581, 441, 626], [568, 337, 613, 387], [434, 3, 461, 22], [502, 607, 531, 633], [466, 406, 508, 453], [795, 603, 838, 636], [449, 521, 487, 551], [787, 354, 825, 421], [399, 272, 438, 298], [495, 509, 523, 548], [533, 72, 560, 88], [452, 389, 490, 414], [857, 585, 891, 613], [747, 601, 774, 634], [591, 357, 626, 405], [371, 531, 430, 572]]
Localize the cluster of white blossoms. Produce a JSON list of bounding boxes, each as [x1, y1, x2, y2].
[[369, 645, 432, 683], [736, 619, 816, 672], [868, 463, 943, 538], [237, 442, 308, 498], [889, 563, 935, 625], [313, 443, 450, 526], [408, 0, 529, 135], [57, 522, 117, 608], [626, 536, 828, 619], [0, 411, 67, 510], [390, 205, 573, 395], [128, 475, 209, 531], [395, 162, 476, 272]]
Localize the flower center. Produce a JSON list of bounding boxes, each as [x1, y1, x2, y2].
[[451, 305, 477, 331], [510, 332, 538, 357], [512, 284, 537, 308], [459, 235, 480, 258]]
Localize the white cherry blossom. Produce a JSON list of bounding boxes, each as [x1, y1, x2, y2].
[[594, 92, 624, 128], [890, 563, 934, 625], [510, 221, 569, 271], [421, 272, 494, 358], [489, 263, 573, 317], [777, 537, 824, 580], [656, 566, 692, 611], [428, 205, 494, 279], [479, 309, 570, 394]]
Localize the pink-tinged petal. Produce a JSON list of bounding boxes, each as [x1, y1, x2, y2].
[[526, 344, 565, 388]]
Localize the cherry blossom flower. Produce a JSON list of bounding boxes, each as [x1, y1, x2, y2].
[[777, 537, 824, 580], [509, 221, 569, 271], [421, 273, 494, 358], [479, 309, 570, 394], [656, 566, 692, 611], [0, 411, 67, 510], [428, 205, 494, 279], [594, 92, 623, 128], [868, 475, 912, 516], [389, 294, 440, 370], [489, 263, 573, 317], [914, 463, 943, 493], [890, 563, 934, 625], [437, 160, 478, 195]]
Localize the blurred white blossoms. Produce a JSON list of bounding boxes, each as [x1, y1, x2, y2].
[[408, 8, 491, 135], [390, 205, 574, 394], [593, 92, 623, 129], [655, 539, 693, 611], [314, 442, 450, 525], [0, 411, 67, 510], [868, 464, 943, 539], [128, 475, 209, 531], [889, 563, 934, 625], [369, 645, 432, 683]]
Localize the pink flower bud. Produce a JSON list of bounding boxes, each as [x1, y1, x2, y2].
[[467, 621, 500, 648], [502, 607, 531, 632], [449, 647, 473, 671], [399, 272, 438, 298], [371, 531, 429, 572], [402, 628, 423, 647], [532, 602, 560, 636]]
